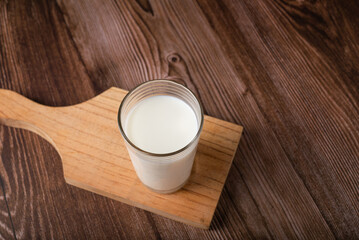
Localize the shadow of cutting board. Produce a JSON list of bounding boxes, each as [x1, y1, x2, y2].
[[0, 86, 243, 229]]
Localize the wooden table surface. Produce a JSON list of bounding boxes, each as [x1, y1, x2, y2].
[[0, 0, 358, 239]]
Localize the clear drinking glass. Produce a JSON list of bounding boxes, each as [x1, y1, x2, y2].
[[118, 80, 204, 194]]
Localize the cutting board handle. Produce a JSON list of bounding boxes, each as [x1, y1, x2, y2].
[[0, 88, 55, 144]]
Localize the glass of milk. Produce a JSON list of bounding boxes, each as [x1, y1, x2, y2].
[[118, 80, 203, 194]]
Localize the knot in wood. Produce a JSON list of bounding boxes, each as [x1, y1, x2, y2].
[[167, 53, 181, 63]]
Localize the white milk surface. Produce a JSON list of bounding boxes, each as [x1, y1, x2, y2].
[[125, 95, 198, 154]]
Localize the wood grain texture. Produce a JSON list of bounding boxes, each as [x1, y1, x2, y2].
[[0, 87, 243, 229], [196, 0, 359, 238], [0, 0, 358, 239], [0, 153, 14, 240]]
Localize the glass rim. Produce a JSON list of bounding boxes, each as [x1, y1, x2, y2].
[[117, 79, 204, 157]]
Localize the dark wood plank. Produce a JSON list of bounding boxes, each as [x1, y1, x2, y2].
[[0, 129, 15, 240], [197, 0, 359, 238], [0, 0, 94, 105], [0, 0, 358, 239]]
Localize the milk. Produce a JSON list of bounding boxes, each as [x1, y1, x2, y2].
[[123, 95, 200, 192], [125, 95, 198, 154]]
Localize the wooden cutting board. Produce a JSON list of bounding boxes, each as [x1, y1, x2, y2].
[[0, 87, 243, 229]]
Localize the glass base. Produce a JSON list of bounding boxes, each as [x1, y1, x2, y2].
[[143, 177, 189, 194]]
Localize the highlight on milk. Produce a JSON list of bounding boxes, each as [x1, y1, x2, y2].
[[118, 80, 203, 194]]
